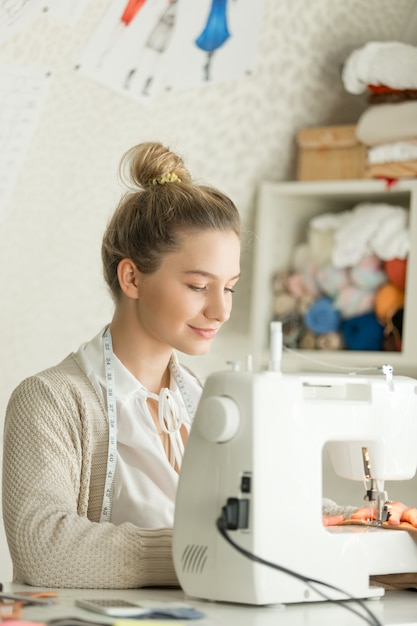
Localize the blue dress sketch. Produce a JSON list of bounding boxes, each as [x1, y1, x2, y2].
[[195, 0, 230, 81]]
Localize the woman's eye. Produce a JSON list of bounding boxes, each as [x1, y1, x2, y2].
[[188, 285, 206, 292], [225, 288, 236, 294]]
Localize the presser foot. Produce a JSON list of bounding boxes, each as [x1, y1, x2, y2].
[[358, 500, 392, 526]]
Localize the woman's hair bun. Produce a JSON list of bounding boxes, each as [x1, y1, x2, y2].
[[119, 141, 192, 190]]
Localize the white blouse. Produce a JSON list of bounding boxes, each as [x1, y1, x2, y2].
[[76, 327, 202, 529]]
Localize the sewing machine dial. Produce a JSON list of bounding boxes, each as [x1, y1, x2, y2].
[[196, 396, 240, 443]]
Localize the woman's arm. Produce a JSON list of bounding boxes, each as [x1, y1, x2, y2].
[[3, 371, 178, 589]]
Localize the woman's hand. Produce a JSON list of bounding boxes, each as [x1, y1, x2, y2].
[[350, 501, 417, 527], [322, 514, 346, 526], [322, 502, 417, 527]]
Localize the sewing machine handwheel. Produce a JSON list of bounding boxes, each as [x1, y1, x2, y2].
[[197, 396, 240, 443]]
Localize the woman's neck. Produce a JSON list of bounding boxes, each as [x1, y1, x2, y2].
[[109, 311, 171, 394]]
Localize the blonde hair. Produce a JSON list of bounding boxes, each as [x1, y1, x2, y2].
[[102, 142, 241, 300]]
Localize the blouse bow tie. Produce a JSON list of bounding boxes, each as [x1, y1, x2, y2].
[[146, 387, 184, 434], [146, 388, 185, 465]]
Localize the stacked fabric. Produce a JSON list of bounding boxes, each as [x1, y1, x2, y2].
[[342, 41, 417, 179], [271, 202, 408, 352]]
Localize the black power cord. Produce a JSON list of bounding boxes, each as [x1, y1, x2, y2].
[[217, 506, 383, 626]]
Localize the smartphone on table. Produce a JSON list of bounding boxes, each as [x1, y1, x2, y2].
[[75, 597, 205, 620], [75, 598, 148, 617]]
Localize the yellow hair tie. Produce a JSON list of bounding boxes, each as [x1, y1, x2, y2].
[[151, 172, 181, 186]]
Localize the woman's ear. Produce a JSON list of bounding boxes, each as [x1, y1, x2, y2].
[[117, 258, 141, 300]]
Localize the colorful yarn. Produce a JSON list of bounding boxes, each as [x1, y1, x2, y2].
[[299, 330, 317, 350], [272, 292, 297, 318], [384, 258, 407, 291], [374, 283, 405, 323], [350, 255, 387, 290], [301, 261, 320, 297], [286, 272, 309, 298], [341, 313, 384, 351], [271, 269, 290, 294], [316, 264, 349, 298], [316, 332, 344, 351], [304, 297, 341, 334], [333, 285, 375, 319], [296, 293, 317, 316]]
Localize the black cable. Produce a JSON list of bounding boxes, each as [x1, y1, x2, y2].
[[216, 510, 383, 626]]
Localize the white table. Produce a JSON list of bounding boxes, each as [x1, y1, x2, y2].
[[4, 582, 417, 626]]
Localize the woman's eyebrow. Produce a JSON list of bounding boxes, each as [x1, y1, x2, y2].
[[184, 270, 241, 280]]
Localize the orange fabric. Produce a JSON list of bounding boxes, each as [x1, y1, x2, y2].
[[368, 84, 417, 95]]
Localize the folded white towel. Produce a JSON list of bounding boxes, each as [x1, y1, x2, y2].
[[368, 140, 417, 164], [310, 211, 349, 232], [333, 203, 409, 267], [371, 210, 409, 261], [342, 41, 417, 94], [310, 204, 409, 268], [356, 101, 417, 146]]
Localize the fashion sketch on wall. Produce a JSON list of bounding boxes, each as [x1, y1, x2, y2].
[[77, 0, 265, 101]]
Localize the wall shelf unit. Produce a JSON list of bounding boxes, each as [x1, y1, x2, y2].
[[250, 178, 417, 376]]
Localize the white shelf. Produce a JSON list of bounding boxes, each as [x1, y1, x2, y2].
[[250, 178, 417, 376]]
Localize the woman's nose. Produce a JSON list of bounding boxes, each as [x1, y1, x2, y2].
[[205, 292, 232, 323]]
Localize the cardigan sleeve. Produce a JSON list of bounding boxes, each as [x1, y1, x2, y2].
[[322, 497, 358, 520], [2, 367, 179, 589]]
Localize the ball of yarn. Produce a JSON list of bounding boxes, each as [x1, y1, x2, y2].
[[296, 293, 317, 316], [301, 260, 320, 297], [286, 272, 308, 298], [272, 292, 297, 318], [341, 313, 384, 351], [384, 258, 407, 291], [350, 255, 387, 291], [316, 264, 349, 298], [299, 330, 317, 350], [374, 283, 405, 323], [272, 269, 290, 293], [316, 332, 344, 351], [333, 285, 375, 319], [304, 297, 341, 334]]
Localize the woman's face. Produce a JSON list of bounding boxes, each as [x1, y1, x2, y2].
[[135, 229, 241, 355]]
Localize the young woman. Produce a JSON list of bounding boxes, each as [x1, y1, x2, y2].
[[3, 141, 416, 590], [2, 141, 241, 588]]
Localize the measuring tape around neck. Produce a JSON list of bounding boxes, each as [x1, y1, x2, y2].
[[168, 356, 196, 422], [100, 327, 117, 522], [100, 326, 197, 523]]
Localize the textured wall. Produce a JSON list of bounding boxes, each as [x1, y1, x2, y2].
[[0, 0, 415, 581]]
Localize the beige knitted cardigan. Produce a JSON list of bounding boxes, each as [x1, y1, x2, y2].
[[2, 354, 178, 589]]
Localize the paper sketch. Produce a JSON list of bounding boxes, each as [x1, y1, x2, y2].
[[0, 65, 51, 218], [46, 0, 89, 25], [0, 0, 45, 44], [77, 0, 264, 101]]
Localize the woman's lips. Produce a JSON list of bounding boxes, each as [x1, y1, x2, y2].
[[189, 326, 218, 339]]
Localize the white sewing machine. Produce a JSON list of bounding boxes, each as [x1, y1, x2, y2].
[[173, 328, 417, 606]]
